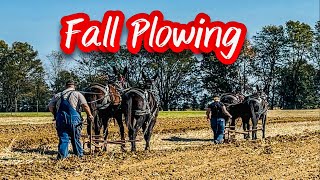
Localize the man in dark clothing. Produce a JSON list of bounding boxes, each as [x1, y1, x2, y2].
[[48, 80, 94, 159], [206, 95, 232, 144]]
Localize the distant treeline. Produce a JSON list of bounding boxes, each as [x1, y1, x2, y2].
[[0, 20, 319, 112]]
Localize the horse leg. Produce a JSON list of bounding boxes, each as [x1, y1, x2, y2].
[[93, 116, 102, 152], [94, 114, 101, 134], [241, 116, 249, 139], [102, 116, 109, 151], [143, 118, 156, 151], [230, 117, 236, 139], [86, 119, 92, 149], [223, 116, 229, 140], [251, 114, 258, 140], [86, 119, 91, 135], [230, 117, 235, 131], [242, 119, 248, 139], [225, 116, 230, 127], [129, 127, 137, 152], [246, 120, 251, 139], [115, 112, 126, 152], [262, 114, 267, 138]]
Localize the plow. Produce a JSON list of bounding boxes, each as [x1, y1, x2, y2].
[[224, 125, 264, 141], [81, 119, 141, 154]]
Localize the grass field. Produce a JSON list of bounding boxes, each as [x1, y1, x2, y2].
[[0, 109, 319, 118], [0, 111, 206, 118], [0, 109, 318, 127]]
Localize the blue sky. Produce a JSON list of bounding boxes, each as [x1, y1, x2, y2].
[[0, 0, 319, 63]]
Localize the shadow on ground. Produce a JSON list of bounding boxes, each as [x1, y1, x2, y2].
[[162, 136, 213, 142], [12, 148, 57, 156]]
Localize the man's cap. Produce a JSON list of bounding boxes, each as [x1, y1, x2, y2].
[[213, 95, 220, 101], [65, 80, 76, 86]]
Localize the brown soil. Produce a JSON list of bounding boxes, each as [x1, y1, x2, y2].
[[0, 113, 319, 179]]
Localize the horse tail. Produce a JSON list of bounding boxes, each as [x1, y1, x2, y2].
[[126, 95, 133, 130], [249, 101, 257, 123]]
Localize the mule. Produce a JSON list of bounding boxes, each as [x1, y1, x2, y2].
[[220, 93, 244, 106], [220, 93, 245, 126], [226, 86, 268, 140], [122, 72, 159, 151], [84, 67, 129, 151], [242, 85, 268, 139]]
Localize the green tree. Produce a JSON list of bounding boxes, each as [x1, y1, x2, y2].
[[312, 21, 320, 67], [147, 50, 199, 111], [312, 21, 320, 106], [0, 41, 48, 112], [46, 51, 67, 91], [252, 25, 286, 109], [200, 53, 239, 96], [53, 70, 80, 93], [73, 46, 200, 111], [281, 21, 314, 109], [235, 39, 255, 94], [279, 60, 318, 108], [0, 40, 10, 111]]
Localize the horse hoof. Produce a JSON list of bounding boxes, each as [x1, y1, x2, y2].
[[94, 147, 102, 153], [121, 147, 126, 152]]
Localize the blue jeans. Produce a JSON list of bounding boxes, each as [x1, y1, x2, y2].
[[56, 99, 83, 159], [55, 94, 84, 159], [56, 122, 83, 159], [210, 117, 225, 144]]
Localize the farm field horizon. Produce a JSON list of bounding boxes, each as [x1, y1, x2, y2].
[[0, 109, 318, 124]]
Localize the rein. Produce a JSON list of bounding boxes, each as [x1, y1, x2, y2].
[[79, 91, 103, 95]]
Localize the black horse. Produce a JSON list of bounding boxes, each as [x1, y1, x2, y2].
[[243, 85, 268, 139], [226, 86, 268, 140], [220, 93, 244, 106], [220, 93, 245, 126], [122, 72, 159, 151], [84, 67, 129, 151]]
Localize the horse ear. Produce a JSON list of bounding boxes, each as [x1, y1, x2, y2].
[[142, 71, 147, 80], [112, 66, 118, 75], [152, 72, 159, 80], [123, 66, 128, 76], [263, 84, 268, 92], [256, 85, 260, 92]]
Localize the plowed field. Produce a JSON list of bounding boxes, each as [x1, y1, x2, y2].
[[0, 110, 319, 179]]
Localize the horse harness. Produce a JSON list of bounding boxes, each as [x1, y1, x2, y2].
[[86, 83, 122, 110], [244, 96, 268, 116], [126, 88, 159, 119]]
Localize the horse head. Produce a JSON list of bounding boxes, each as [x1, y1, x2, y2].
[[112, 66, 129, 90], [142, 71, 158, 90], [255, 85, 268, 102]]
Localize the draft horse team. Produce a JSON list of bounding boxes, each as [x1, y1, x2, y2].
[[49, 66, 268, 158], [83, 67, 159, 152]]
